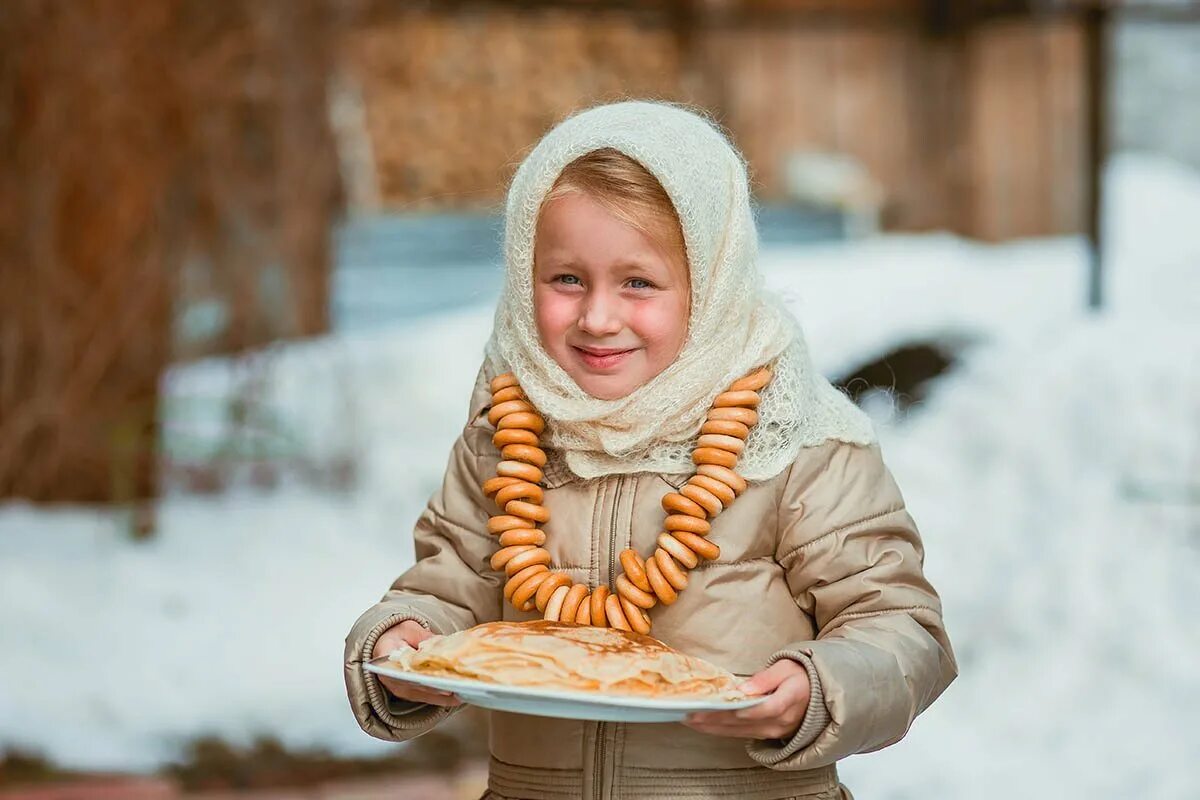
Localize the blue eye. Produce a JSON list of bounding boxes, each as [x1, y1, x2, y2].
[[628, 278, 654, 290], [556, 274, 582, 286]]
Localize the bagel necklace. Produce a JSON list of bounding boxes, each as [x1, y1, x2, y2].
[[482, 366, 771, 635]]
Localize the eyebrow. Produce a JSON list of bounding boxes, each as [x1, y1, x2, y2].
[[541, 257, 582, 270]]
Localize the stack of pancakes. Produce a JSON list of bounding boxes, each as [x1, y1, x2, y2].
[[388, 620, 742, 699]]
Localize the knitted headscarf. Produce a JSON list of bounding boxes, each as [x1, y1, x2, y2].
[[484, 100, 875, 481]]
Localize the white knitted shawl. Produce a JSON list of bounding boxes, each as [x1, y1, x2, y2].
[[483, 100, 875, 481]]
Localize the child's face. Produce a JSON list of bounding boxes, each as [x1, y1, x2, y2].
[[533, 191, 689, 400]]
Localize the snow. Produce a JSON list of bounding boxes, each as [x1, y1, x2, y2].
[[2, 152, 1199, 796], [841, 315, 1200, 797]]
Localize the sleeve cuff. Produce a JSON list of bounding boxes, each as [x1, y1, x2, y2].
[[745, 649, 831, 767], [345, 607, 463, 740]]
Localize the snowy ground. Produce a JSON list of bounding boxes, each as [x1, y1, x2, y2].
[[1, 153, 1198, 797]]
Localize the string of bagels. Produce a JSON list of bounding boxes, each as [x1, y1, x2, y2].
[[483, 365, 772, 634]]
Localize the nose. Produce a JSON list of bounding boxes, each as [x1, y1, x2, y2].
[[577, 288, 623, 337]]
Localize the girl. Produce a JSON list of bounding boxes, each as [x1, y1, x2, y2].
[[344, 101, 957, 800]]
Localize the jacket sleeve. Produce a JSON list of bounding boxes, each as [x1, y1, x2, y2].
[[746, 440, 958, 770], [343, 422, 504, 743]]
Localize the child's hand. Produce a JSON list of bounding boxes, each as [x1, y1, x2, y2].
[[682, 660, 810, 740], [371, 620, 462, 707]]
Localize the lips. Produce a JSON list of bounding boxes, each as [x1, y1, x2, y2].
[[572, 345, 637, 370], [576, 346, 633, 356]]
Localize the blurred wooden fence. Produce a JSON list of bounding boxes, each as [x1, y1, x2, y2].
[[344, 0, 1088, 239]]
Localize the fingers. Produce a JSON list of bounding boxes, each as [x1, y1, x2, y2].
[[683, 704, 801, 739], [738, 659, 803, 696], [682, 717, 796, 740], [729, 683, 797, 721], [398, 620, 435, 648], [378, 676, 462, 707], [683, 670, 810, 740], [373, 626, 407, 654], [372, 622, 457, 707], [373, 621, 436, 660]]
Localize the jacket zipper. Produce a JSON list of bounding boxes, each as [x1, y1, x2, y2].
[[593, 474, 624, 800], [608, 474, 625, 586]]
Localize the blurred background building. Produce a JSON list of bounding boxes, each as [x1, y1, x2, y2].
[[1, 1, 1198, 798], [3, 0, 1195, 506]]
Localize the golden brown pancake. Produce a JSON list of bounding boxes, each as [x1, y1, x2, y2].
[[387, 620, 743, 699]]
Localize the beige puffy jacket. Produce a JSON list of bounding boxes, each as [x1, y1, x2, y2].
[[344, 370, 958, 800]]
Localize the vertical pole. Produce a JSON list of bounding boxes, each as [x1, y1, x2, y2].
[[672, 0, 703, 103], [1083, 4, 1110, 311]]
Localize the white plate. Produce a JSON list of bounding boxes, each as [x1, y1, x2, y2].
[[365, 656, 765, 723]]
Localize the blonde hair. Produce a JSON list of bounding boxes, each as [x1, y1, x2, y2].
[[541, 147, 687, 272]]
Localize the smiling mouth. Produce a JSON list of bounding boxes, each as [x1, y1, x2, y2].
[[575, 347, 633, 356], [572, 346, 637, 370]]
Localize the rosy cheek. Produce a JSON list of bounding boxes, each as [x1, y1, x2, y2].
[[630, 295, 688, 353], [534, 289, 577, 346]]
